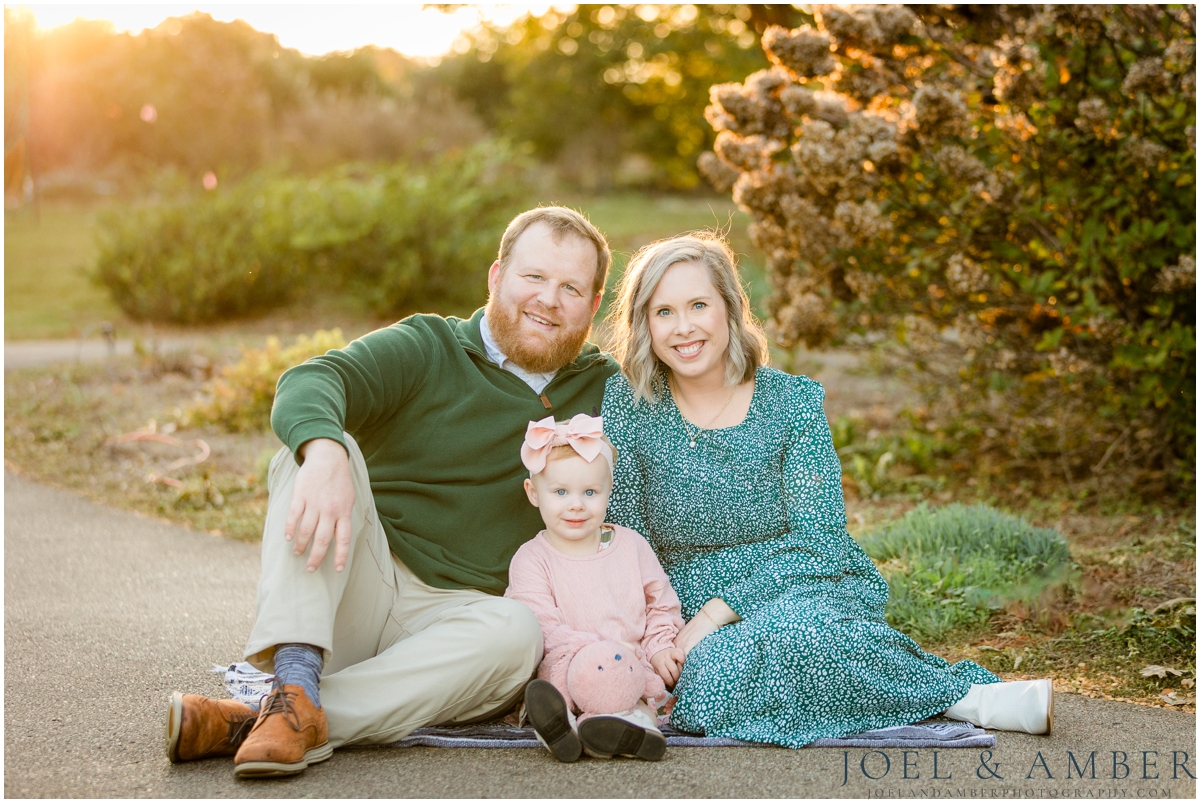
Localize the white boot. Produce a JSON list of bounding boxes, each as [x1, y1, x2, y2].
[[944, 679, 1054, 734]]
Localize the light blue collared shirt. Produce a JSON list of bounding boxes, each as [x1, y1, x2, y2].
[[479, 313, 557, 395]]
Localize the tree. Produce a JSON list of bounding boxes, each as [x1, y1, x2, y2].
[[434, 4, 811, 189], [700, 5, 1195, 491], [18, 13, 483, 184]]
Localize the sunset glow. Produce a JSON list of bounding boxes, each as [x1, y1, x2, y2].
[[18, 4, 563, 59]]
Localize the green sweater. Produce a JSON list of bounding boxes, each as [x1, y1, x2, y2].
[[271, 308, 619, 595]]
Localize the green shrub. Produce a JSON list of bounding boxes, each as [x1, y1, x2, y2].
[[857, 503, 1074, 642], [188, 329, 347, 432], [93, 142, 530, 323]]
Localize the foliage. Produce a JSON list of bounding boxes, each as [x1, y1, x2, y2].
[[189, 329, 347, 432], [857, 503, 1074, 641], [1100, 598, 1196, 660], [92, 142, 530, 323], [831, 411, 956, 498], [700, 5, 1196, 492], [434, 4, 808, 189], [4, 10, 483, 186]]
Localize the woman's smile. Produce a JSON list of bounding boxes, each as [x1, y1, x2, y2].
[[672, 340, 705, 359]]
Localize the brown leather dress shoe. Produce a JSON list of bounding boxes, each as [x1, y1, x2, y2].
[[165, 692, 257, 763], [233, 684, 331, 779]]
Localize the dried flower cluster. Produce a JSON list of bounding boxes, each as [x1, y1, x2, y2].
[[700, 4, 1196, 484], [1154, 255, 1196, 293]]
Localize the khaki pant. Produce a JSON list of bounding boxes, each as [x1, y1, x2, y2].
[[244, 435, 542, 748]]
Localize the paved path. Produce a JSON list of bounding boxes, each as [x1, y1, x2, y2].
[[4, 336, 207, 370], [4, 471, 1195, 798]]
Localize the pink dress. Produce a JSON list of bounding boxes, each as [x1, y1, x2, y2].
[[505, 524, 684, 713]]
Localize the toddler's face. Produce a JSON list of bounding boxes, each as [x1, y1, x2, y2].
[[524, 452, 612, 546]]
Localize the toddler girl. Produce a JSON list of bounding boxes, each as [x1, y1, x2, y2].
[[505, 413, 684, 762]]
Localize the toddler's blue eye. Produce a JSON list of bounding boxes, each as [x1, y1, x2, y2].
[[555, 489, 566, 495], [584, 489, 595, 496]]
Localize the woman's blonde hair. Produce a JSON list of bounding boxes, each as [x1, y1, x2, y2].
[[607, 232, 769, 403]]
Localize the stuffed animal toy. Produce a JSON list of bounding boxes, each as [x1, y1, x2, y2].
[[566, 641, 645, 716]]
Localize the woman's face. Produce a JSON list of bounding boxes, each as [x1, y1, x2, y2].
[[646, 260, 730, 384]]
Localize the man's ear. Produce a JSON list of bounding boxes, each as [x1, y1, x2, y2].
[[591, 291, 603, 315], [523, 477, 539, 507], [487, 261, 503, 295]]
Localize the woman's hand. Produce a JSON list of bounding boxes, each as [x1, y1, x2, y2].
[[650, 647, 686, 688], [676, 599, 741, 656], [675, 611, 718, 656]]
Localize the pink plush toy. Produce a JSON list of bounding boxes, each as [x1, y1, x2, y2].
[[566, 641, 646, 716]]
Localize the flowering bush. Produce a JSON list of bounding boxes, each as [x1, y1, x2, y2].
[[700, 5, 1196, 490], [189, 329, 347, 432], [94, 142, 529, 323]]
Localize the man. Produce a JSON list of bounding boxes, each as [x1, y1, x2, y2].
[[165, 207, 618, 778]]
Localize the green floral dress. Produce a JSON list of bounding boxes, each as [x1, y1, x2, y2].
[[603, 368, 999, 748]]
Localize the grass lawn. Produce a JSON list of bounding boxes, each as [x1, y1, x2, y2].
[[3, 192, 766, 344], [4, 201, 126, 340]]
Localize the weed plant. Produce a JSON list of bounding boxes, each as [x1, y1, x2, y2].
[[188, 329, 347, 432], [857, 503, 1074, 642]]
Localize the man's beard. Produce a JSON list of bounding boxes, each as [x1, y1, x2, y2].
[[485, 295, 591, 374]]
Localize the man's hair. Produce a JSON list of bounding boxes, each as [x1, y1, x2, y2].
[[607, 231, 769, 404], [497, 206, 612, 294]]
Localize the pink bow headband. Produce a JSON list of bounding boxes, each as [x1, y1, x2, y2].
[[521, 414, 613, 475]]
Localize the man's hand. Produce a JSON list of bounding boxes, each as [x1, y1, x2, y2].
[[675, 598, 741, 656], [650, 647, 686, 688], [285, 438, 356, 573]]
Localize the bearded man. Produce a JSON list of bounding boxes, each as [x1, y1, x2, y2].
[[166, 207, 617, 779]]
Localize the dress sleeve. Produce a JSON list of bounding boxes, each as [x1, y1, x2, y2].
[[602, 375, 650, 535], [719, 377, 857, 619], [503, 543, 599, 711], [271, 320, 436, 464], [630, 530, 684, 658]]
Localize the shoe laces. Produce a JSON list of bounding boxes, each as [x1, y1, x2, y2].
[[259, 683, 302, 731], [227, 710, 257, 745]]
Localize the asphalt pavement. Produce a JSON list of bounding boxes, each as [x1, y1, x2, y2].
[[4, 336, 204, 370], [4, 470, 1196, 798]]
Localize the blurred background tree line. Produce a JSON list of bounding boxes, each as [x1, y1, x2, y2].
[[3, 4, 803, 324], [4, 4, 802, 192]]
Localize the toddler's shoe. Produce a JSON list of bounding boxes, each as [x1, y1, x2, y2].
[[524, 679, 582, 763], [578, 707, 666, 761]]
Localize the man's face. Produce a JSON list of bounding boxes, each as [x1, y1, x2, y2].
[[485, 221, 603, 373]]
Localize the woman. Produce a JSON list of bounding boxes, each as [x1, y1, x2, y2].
[[602, 233, 1053, 747]]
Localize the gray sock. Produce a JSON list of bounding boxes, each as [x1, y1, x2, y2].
[[273, 643, 324, 708]]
